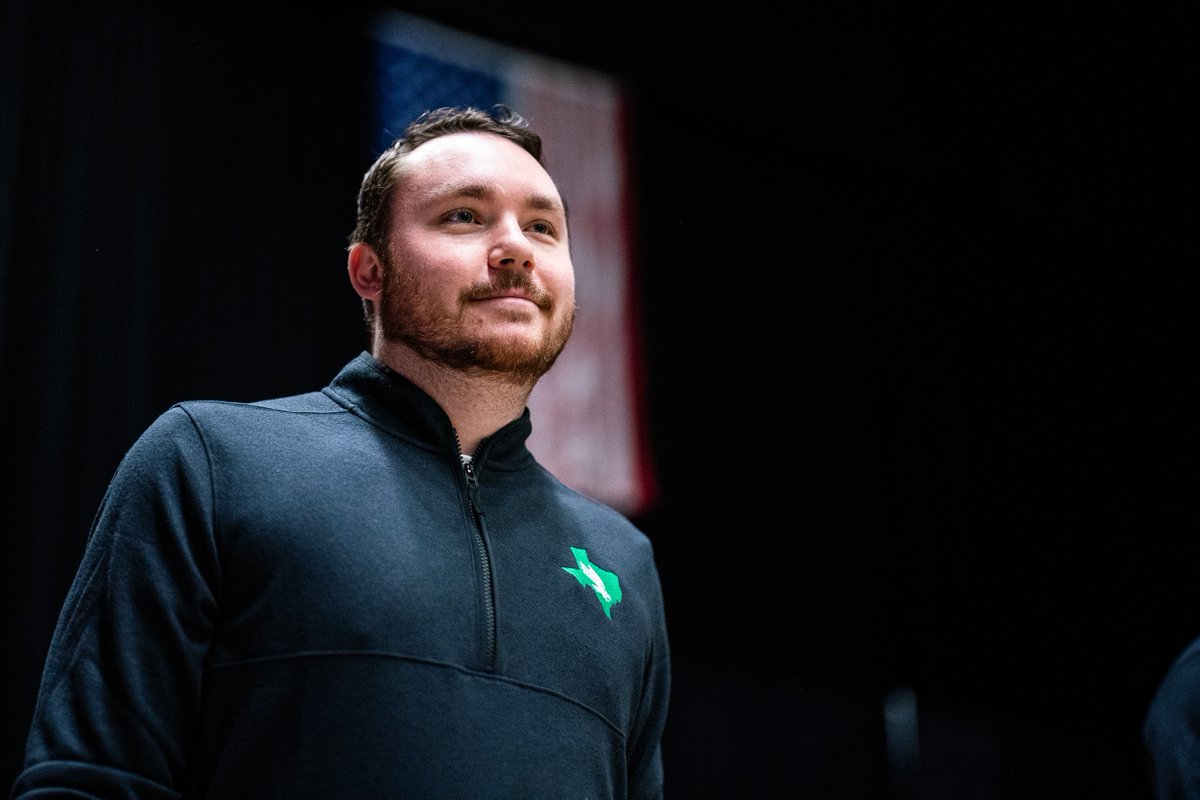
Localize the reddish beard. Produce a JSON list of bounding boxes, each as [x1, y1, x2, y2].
[[377, 255, 575, 386]]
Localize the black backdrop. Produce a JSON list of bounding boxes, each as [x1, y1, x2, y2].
[[1, 2, 1195, 798]]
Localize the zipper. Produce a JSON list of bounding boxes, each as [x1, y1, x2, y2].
[[459, 443, 497, 673]]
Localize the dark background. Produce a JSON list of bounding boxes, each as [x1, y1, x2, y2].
[[1, 2, 1195, 798]]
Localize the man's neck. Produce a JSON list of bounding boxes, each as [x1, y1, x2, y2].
[[372, 342, 533, 456]]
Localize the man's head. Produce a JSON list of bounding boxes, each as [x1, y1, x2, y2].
[[347, 105, 575, 387]]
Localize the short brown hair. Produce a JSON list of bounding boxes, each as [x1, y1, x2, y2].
[[350, 104, 543, 254]]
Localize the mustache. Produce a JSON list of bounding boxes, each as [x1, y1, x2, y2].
[[462, 271, 553, 309]]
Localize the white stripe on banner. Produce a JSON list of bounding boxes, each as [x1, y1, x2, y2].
[[368, 11, 657, 515]]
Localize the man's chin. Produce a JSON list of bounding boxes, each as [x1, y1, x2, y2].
[[384, 335, 563, 385], [464, 340, 566, 384], [380, 310, 573, 384]]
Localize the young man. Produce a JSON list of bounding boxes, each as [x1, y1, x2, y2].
[[13, 106, 671, 799]]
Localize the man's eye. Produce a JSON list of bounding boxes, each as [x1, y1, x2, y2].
[[528, 221, 554, 235], [446, 209, 477, 224]]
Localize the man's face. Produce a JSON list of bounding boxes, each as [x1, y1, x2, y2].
[[377, 131, 576, 386]]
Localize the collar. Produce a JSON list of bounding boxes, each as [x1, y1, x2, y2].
[[322, 351, 535, 469]]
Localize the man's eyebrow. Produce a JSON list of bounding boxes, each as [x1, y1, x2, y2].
[[524, 193, 564, 214], [434, 183, 490, 202], [426, 182, 565, 216]]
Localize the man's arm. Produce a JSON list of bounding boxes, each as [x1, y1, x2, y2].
[[626, 562, 671, 800], [12, 407, 220, 798]]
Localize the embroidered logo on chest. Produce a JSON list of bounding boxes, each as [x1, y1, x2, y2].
[[562, 547, 623, 618]]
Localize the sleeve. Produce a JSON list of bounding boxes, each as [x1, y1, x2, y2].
[[1144, 636, 1200, 800], [626, 552, 672, 800], [12, 406, 221, 799]]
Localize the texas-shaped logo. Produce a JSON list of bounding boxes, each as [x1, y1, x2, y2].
[[562, 547, 623, 618]]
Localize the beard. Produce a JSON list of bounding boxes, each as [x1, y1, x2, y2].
[[377, 253, 575, 387]]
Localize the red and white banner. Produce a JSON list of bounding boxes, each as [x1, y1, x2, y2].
[[369, 11, 657, 515]]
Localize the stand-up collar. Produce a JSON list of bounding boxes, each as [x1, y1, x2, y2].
[[322, 352, 534, 468]]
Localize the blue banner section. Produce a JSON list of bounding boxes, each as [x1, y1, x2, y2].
[[372, 42, 504, 154]]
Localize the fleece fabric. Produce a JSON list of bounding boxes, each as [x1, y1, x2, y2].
[[13, 352, 670, 800]]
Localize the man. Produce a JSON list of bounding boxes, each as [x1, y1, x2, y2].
[[12, 105, 671, 799]]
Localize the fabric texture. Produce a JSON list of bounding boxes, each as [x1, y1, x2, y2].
[[1145, 636, 1200, 800], [13, 352, 670, 799]]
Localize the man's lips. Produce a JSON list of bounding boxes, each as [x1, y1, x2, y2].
[[469, 291, 549, 309], [476, 292, 534, 302], [463, 274, 553, 309]]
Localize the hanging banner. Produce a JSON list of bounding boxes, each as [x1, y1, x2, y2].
[[367, 11, 657, 515]]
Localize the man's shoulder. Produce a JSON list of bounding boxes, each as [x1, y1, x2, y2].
[[537, 474, 657, 555], [173, 389, 342, 419], [133, 390, 347, 451]]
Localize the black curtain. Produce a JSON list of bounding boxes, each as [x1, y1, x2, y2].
[[2, 2, 1196, 798], [0, 1, 372, 786]]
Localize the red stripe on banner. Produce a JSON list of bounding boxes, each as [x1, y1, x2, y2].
[[512, 67, 654, 515], [615, 96, 658, 513]]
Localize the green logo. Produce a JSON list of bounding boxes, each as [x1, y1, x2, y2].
[[562, 547, 623, 618]]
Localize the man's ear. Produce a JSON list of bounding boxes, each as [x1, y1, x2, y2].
[[347, 242, 385, 300]]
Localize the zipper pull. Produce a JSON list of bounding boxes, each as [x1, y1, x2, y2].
[[463, 457, 478, 488], [461, 455, 484, 514]]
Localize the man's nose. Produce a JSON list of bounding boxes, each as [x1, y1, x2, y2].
[[488, 218, 534, 271]]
